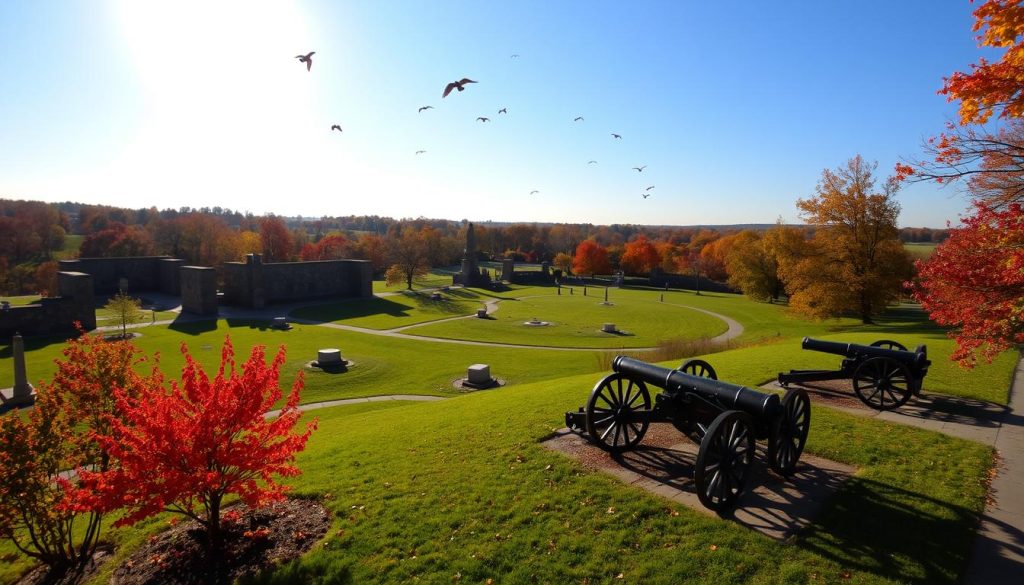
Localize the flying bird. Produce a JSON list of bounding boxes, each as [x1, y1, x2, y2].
[[633, 165, 647, 172], [443, 78, 477, 98], [295, 51, 315, 71], [612, 133, 622, 139], [574, 116, 584, 122], [587, 160, 598, 164], [477, 117, 490, 122], [645, 185, 655, 191], [415, 150, 426, 155], [330, 124, 342, 132], [530, 190, 539, 195], [418, 106, 434, 113], [498, 107, 507, 114], [511, 54, 519, 58], [642, 193, 651, 199]]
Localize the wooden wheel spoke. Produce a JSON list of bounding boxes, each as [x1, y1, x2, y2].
[[599, 421, 618, 442]]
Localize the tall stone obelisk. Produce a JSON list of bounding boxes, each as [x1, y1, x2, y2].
[[459, 223, 483, 286], [3, 333, 35, 407]]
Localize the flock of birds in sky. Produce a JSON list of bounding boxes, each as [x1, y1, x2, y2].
[[295, 50, 657, 199]]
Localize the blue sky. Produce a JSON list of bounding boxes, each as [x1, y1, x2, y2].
[[0, 1, 994, 227]]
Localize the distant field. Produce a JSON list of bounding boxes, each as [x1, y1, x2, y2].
[[0, 295, 41, 306], [53, 233, 83, 260], [904, 241, 938, 259]]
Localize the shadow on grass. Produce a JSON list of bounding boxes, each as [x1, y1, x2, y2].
[[798, 476, 984, 584], [168, 315, 219, 335], [0, 330, 77, 355], [290, 297, 419, 323]]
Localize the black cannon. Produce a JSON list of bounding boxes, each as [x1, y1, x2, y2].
[[777, 337, 931, 410], [565, 356, 811, 511]]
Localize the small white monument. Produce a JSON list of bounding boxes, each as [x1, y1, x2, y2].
[[317, 348, 343, 366], [2, 333, 35, 407]]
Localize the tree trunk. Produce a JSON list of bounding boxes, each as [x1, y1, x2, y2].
[[206, 494, 223, 556]]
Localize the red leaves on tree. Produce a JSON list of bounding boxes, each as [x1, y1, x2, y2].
[[940, 0, 1024, 124], [619, 235, 662, 276], [72, 336, 316, 549], [912, 202, 1024, 366], [572, 239, 611, 277]]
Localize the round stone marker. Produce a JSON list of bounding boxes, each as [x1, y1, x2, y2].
[[317, 349, 343, 365]]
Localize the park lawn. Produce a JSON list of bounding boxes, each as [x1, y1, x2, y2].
[[404, 292, 728, 348], [0, 318, 604, 405], [245, 377, 991, 583], [371, 269, 457, 294], [289, 291, 483, 330], [3, 375, 991, 584], [94, 308, 179, 323], [0, 399, 420, 585], [0, 295, 41, 306]]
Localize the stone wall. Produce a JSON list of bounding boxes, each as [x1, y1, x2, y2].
[[648, 271, 735, 294], [0, 272, 96, 339], [59, 256, 182, 295], [221, 255, 372, 308], [180, 266, 218, 315]]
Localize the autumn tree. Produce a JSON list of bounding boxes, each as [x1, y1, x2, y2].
[[552, 252, 574, 275], [619, 235, 662, 275], [898, 1, 1024, 363], [79, 222, 155, 257], [784, 156, 912, 323], [0, 332, 149, 578], [259, 216, 293, 262], [572, 239, 611, 277], [300, 233, 351, 261], [913, 202, 1024, 365], [106, 291, 145, 339], [726, 226, 806, 303], [386, 227, 431, 289], [73, 338, 316, 555]]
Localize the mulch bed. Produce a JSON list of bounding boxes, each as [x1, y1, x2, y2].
[[111, 497, 330, 585]]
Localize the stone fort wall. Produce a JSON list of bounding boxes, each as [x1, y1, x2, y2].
[[0, 272, 96, 339], [221, 254, 372, 308], [58, 257, 184, 295]]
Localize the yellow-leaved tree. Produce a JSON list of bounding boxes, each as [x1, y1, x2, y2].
[[781, 155, 912, 323]]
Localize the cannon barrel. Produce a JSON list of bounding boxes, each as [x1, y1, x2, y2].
[[801, 337, 930, 368], [612, 356, 780, 420]]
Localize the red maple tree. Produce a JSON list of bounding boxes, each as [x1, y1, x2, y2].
[[72, 337, 317, 552], [913, 202, 1024, 365], [619, 235, 662, 275], [572, 239, 611, 277]]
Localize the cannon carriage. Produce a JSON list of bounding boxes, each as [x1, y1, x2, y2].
[[777, 337, 931, 410], [566, 356, 811, 511]]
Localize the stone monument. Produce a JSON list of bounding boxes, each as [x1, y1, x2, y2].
[[455, 223, 489, 287], [2, 333, 35, 407]]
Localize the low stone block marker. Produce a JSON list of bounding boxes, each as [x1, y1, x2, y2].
[[476, 308, 488, 318], [602, 323, 618, 333], [467, 364, 492, 386], [317, 349, 343, 366]]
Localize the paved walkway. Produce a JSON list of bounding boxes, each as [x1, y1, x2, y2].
[[767, 354, 1024, 583], [964, 354, 1024, 584]]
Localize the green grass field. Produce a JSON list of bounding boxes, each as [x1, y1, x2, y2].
[[904, 242, 939, 260], [0, 295, 41, 306], [0, 284, 1017, 584], [406, 291, 728, 348]]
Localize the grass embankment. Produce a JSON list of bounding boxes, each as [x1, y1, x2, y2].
[[1, 380, 991, 584], [904, 242, 938, 260], [0, 295, 41, 306]]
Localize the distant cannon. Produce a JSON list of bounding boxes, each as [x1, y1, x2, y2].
[[777, 337, 931, 410], [566, 356, 810, 511]]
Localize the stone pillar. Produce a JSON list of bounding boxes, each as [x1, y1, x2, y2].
[[4, 333, 35, 407], [541, 261, 550, 276], [159, 258, 186, 295], [501, 258, 514, 281], [246, 254, 265, 309], [181, 266, 218, 315], [58, 271, 96, 330]]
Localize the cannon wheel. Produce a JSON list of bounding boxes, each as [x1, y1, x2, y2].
[[870, 339, 907, 351], [677, 359, 717, 380], [853, 357, 913, 410], [767, 388, 810, 477], [694, 410, 755, 512], [585, 373, 651, 452], [674, 359, 718, 442]]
